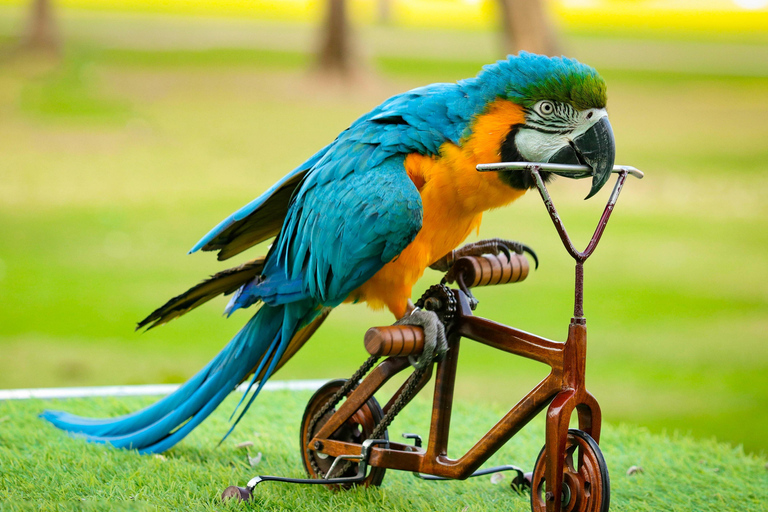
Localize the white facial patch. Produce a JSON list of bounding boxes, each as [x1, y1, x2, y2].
[[515, 129, 569, 162], [515, 107, 608, 162]]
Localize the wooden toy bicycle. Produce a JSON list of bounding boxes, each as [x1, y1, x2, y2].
[[223, 163, 643, 512]]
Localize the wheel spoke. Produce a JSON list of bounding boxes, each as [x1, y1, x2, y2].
[[565, 444, 578, 473]]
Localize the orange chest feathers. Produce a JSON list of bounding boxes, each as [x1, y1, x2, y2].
[[350, 99, 528, 318]]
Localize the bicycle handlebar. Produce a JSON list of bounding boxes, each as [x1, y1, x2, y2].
[[476, 162, 644, 180], [476, 161, 644, 318]]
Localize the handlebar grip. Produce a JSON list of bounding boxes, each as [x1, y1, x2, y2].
[[453, 253, 529, 288], [364, 325, 424, 357]]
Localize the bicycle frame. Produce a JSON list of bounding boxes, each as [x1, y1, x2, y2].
[[308, 288, 593, 480]]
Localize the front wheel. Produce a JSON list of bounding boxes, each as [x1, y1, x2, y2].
[[530, 429, 609, 512], [299, 379, 387, 489]]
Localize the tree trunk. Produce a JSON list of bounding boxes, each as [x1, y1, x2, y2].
[[498, 0, 560, 57], [22, 0, 60, 53], [377, 0, 392, 25], [316, 0, 352, 77]]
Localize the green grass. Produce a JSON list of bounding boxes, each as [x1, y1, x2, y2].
[[0, 8, 767, 459], [1, 391, 766, 511]]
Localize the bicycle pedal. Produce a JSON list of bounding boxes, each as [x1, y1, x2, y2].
[[402, 433, 423, 448]]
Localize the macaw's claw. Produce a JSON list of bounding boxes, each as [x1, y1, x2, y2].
[[491, 239, 539, 271], [429, 238, 539, 283]]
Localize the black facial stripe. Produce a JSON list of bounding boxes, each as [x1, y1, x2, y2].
[[525, 124, 570, 135], [500, 124, 524, 163]]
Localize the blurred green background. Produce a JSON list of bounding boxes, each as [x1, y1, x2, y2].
[[0, 0, 766, 456]]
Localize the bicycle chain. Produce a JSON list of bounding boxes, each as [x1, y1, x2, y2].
[[306, 284, 455, 480], [305, 355, 380, 479], [317, 364, 429, 479]]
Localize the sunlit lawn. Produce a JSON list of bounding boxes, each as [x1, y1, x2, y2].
[[3, 392, 768, 511], [0, 8, 767, 458]]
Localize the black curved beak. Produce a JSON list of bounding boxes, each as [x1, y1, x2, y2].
[[547, 116, 616, 199]]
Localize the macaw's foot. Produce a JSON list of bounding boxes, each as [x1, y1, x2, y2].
[[395, 309, 447, 369], [429, 238, 539, 283]]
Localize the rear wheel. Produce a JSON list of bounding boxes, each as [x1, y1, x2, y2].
[[530, 429, 609, 512], [299, 379, 387, 489]]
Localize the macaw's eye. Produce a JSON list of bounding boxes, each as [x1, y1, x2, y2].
[[537, 101, 555, 116]]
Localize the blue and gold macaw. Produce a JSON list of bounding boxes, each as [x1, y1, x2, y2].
[[42, 52, 615, 453]]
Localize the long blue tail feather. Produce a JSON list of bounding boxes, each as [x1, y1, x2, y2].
[[39, 358, 215, 433], [40, 303, 300, 453], [222, 313, 297, 443], [227, 331, 280, 423]]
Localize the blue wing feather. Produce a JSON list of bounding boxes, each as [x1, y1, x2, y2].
[[227, 154, 422, 311]]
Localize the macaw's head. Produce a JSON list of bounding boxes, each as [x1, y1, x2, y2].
[[478, 52, 615, 198]]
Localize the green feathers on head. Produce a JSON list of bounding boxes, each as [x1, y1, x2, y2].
[[479, 52, 607, 110]]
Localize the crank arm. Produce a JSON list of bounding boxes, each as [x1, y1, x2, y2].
[[221, 471, 368, 501], [412, 464, 530, 489], [248, 470, 367, 488], [222, 439, 389, 501]]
